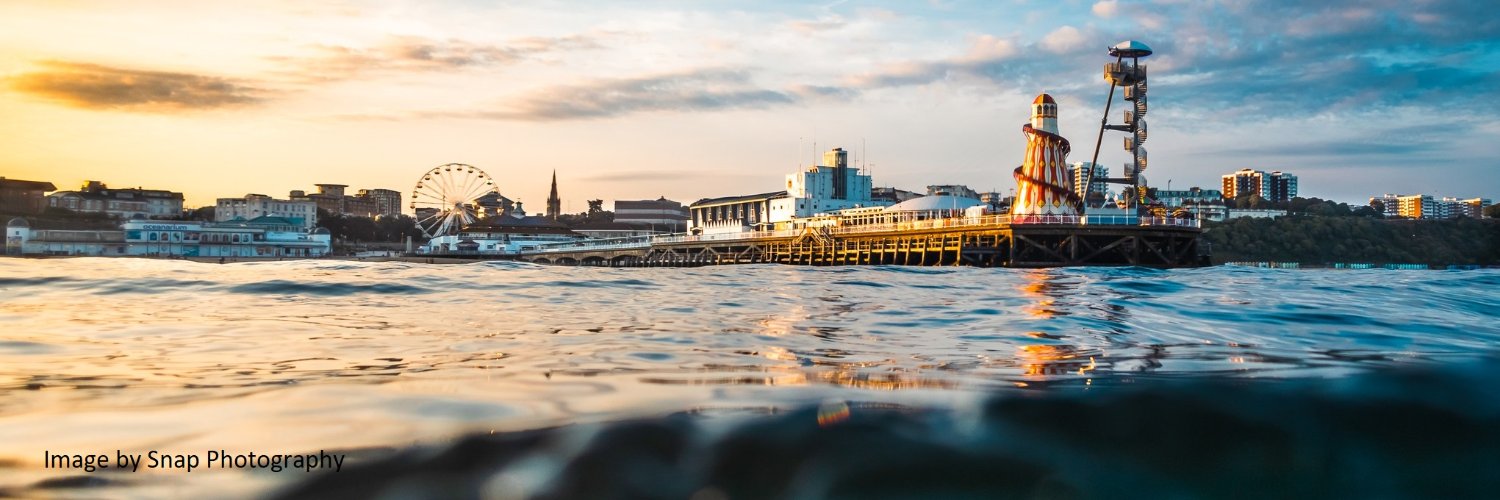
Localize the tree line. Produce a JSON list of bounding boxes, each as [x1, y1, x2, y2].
[[1203, 216, 1500, 265]]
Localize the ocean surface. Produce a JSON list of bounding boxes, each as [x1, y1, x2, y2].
[[1, 258, 1498, 498]]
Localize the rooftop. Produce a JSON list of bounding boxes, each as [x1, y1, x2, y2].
[[690, 191, 789, 207]]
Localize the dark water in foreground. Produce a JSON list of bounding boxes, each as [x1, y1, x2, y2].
[[0, 259, 1497, 498]]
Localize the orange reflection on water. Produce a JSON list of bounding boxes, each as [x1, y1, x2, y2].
[[1018, 269, 1067, 318], [1018, 344, 1098, 377]]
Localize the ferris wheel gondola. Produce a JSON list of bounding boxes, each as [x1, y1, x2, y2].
[[409, 163, 498, 238]]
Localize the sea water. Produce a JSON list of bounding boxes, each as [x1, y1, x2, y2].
[[1, 259, 1497, 498]]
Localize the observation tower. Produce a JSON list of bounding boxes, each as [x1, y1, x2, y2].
[[1085, 40, 1153, 211]]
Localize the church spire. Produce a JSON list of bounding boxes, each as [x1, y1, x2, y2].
[[546, 170, 561, 221]]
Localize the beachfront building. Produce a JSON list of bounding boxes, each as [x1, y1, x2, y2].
[[46, 181, 184, 219], [0, 178, 57, 215], [216, 194, 319, 230], [357, 189, 403, 218], [1398, 194, 1436, 219], [1369, 194, 1403, 218], [1372, 194, 1492, 219], [613, 197, 689, 232], [1441, 197, 1491, 219], [5, 217, 331, 257], [1221, 169, 1297, 203], [288, 184, 401, 218]]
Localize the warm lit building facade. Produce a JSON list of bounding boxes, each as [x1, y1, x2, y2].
[[289, 184, 398, 218], [357, 189, 403, 218], [46, 181, 184, 219], [1374, 194, 1492, 219], [216, 194, 319, 229], [1221, 169, 1297, 202]]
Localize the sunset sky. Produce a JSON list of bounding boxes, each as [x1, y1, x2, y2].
[[2, 0, 1496, 210]]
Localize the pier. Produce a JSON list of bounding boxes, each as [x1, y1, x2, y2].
[[513, 214, 1206, 268]]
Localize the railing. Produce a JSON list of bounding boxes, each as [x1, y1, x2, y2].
[[524, 212, 1199, 254], [529, 228, 802, 253], [826, 214, 1014, 235]]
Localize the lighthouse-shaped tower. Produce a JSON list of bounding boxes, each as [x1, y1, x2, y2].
[[1010, 94, 1080, 217]]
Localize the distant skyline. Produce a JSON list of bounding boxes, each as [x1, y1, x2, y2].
[[2, 0, 1497, 210]]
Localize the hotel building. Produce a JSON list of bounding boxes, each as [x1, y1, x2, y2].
[[1371, 194, 1492, 219], [1071, 162, 1109, 200], [1221, 169, 1297, 203], [216, 194, 319, 230]]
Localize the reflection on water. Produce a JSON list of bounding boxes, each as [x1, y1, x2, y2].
[[0, 259, 1497, 497]]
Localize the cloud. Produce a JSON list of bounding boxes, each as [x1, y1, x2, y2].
[[6, 61, 263, 112], [787, 17, 845, 35], [280, 34, 605, 82], [1040, 26, 1087, 54], [459, 69, 823, 121], [1092, 0, 1119, 17], [837, 0, 1500, 126], [580, 170, 762, 183]]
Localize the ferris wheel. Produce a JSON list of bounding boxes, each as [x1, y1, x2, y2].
[[409, 163, 498, 238]]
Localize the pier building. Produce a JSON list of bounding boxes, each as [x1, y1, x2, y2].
[[688, 191, 787, 234]]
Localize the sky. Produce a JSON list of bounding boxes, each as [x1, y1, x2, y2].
[[1, 0, 1496, 210]]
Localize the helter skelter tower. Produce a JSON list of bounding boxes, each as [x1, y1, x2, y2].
[[1010, 93, 1082, 217], [1084, 40, 1153, 211]]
